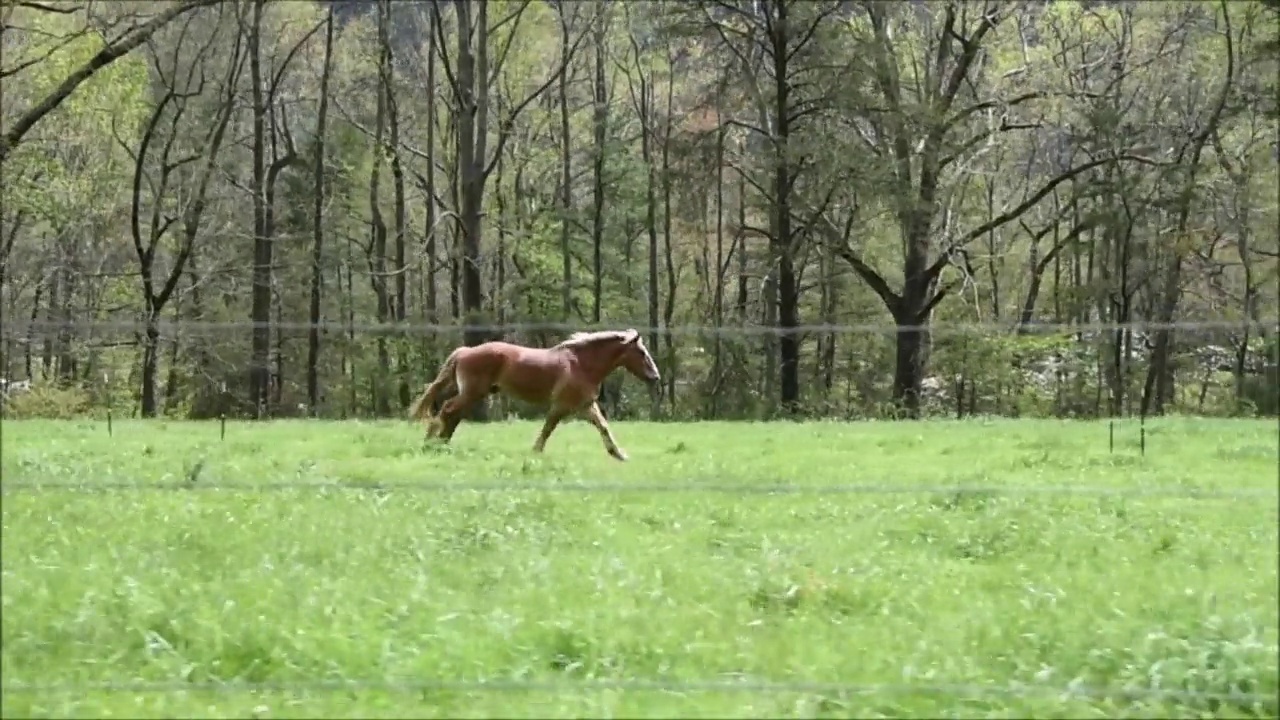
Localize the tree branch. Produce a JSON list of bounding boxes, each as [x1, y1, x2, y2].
[[17, 1, 81, 14], [945, 90, 1043, 132], [429, 0, 460, 105], [482, 12, 590, 180], [0, 27, 87, 79], [834, 246, 900, 310], [924, 154, 1159, 283], [0, 0, 218, 162], [938, 119, 1041, 172], [485, 0, 533, 87]]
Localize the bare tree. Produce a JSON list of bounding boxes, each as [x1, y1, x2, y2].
[[113, 7, 241, 417], [618, 5, 661, 388], [697, 0, 845, 414], [245, 1, 323, 417], [820, 0, 1147, 416], [435, 0, 588, 350], [1141, 1, 1235, 416]]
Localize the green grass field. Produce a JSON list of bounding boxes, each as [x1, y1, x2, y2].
[[1, 417, 1277, 719]]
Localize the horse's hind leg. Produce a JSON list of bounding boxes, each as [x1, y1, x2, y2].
[[582, 401, 627, 461], [425, 414, 444, 438], [423, 391, 453, 438], [436, 391, 484, 443]]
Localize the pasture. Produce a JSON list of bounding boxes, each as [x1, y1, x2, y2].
[[1, 417, 1277, 718]]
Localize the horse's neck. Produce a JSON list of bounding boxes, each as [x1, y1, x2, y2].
[[569, 343, 621, 383]]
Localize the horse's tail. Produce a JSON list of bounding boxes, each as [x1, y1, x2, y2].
[[408, 349, 462, 421]]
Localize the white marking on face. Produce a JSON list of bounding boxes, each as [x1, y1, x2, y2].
[[636, 341, 660, 381]]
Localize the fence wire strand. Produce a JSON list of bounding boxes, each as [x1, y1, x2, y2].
[[9, 317, 1279, 339], [2, 676, 1275, 707], [1, 479, 1275, 501]]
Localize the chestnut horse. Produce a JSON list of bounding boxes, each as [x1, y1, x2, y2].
[[408, 329, 660, 461]]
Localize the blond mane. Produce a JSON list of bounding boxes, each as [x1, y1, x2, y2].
[[555, 330, 632, 350]]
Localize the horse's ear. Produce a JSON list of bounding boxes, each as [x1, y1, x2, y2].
[[624, 328, 640, 344]]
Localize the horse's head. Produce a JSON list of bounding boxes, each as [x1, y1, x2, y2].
[[616, 329, 660, 384]]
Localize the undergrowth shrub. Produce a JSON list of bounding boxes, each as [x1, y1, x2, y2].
[[1239, 369, 1279, 416], [1, 384, 94, 419]]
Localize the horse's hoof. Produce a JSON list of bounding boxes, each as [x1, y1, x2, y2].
[[612, 449, 629, 462]]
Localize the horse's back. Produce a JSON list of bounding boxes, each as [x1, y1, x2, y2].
[[456, 341, 553, 377], [477, 340, 530, 354], [481, 342, 570, 402]]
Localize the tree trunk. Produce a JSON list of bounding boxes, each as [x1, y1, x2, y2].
[[819, 247, 837, 394], [590, 10, 609, 323], [770, 1, 799, 415], [424, 3, 439, 328], [384, 0, 409, 410], [736, 158, 748, 320], [454, 0, 487, 358], [641, 77, 659, 372], [307, 6, 334, 417], [140, 324, 160, 418], [558, 8, 574, 321], [367, 0, 392, 417], [710, 100, 726, 418], [248, 0, 271, 418]]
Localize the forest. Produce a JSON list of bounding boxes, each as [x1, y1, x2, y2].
[[1, 0, 1276, 421]]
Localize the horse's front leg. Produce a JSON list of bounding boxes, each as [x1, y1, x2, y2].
[[582, 401, 627, 461], [532, 407, 571, 453]]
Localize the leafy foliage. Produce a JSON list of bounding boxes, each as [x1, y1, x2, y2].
[[0, 0, 1275, 421]]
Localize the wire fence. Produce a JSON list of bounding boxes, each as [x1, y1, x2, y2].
[[1, 478, 1275, 501], [9, 317, 1279, 338], [2, 676, 1275, 708]]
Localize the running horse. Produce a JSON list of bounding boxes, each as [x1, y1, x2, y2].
[[408, 329, 660, 461]]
